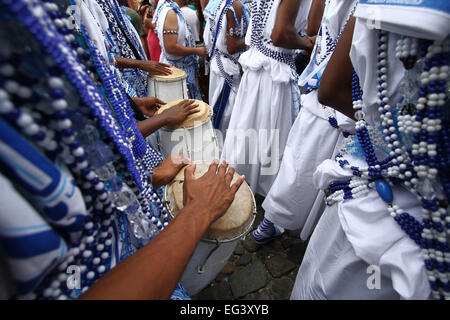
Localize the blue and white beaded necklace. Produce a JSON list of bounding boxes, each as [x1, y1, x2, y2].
[[326, 30, 449, 299]]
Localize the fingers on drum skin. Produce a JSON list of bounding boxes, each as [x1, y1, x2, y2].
[[225, 166, 235, 185], [231, 175, 245, 193], [217, 160, 228, 177], [184, 163, 196, 181], [207, 159, 220, 176]]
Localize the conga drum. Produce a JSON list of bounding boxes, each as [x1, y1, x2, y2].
[[155, 99, 220, 162], [147, 67, 188, 102], [164, 161, 256, 295]]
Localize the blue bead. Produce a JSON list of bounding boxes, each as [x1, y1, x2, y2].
[[375, 179, 393, 203]]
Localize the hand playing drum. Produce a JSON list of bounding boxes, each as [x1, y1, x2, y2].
[[152, 153, 191, 190], [164, 160, 255, 294], [182, 160, 246, 224], [158, 99, 200, 128]]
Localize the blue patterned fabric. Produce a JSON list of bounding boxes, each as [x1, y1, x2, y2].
[[96, 0, 148, 97], [0, 118, 84, 295]]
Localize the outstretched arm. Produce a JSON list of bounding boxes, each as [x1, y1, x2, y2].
[[135, 99, 200, 138], [114, 56, 173, 75], [271, 0, 313, 52], [79, 161, 245, 300], [317, 16, 356, 120]]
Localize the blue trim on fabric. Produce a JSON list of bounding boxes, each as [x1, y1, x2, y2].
[[0, 117, 61, 196], [212, 81, 231, 129], [0, 224, 50, 234], [0, 230, 62, 259]]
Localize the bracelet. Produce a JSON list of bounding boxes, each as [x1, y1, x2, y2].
[[163, 29, 178, 35], [227, 27, 243, 38]]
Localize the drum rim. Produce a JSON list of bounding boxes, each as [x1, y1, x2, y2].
[[159, 113, 212, 131], [149, 67, 187, 81], [148, 74, 187, 82], [163, 180, 257, 244]]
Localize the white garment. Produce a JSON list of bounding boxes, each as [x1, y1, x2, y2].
[[291, 18, 431, 300], [263, 91, 353, 239], [181, 6, 200, 42], [262, 0, 357, 238], [76, 0, 111, 63], [204, 0, 247, 138], [155, 4, 192, 64], [221, 0, 311, 197]]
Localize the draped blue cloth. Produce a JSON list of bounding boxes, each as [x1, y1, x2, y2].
[[212, 80, 231, 129], [0, 117, 88, 295]]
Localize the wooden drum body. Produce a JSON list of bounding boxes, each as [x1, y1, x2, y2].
[[163, 161, 256, 295], [147, 67, 188, 102], [156, 99, 220, 162]]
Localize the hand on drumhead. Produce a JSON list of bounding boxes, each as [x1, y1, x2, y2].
[[133, 97, 166, 117], [161, 99, 200, 127], [182, 160, 245, 224], [151, 153, 191, 189], [141, 61, 173, 76]]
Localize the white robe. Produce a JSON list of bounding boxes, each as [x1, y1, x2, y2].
[[155, 4, 191, 65], [262, 0, 357, 239], [221, 0, 311, 197], [291, 18, 431, 300], [203, 0, 248, 139]]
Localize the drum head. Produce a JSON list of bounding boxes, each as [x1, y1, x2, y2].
[[169, 161, 255, 241], [156, 99, 211, 129], [150, 67, 187, 81]]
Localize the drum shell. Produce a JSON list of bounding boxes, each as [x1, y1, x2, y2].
[[147, 76, 188, 102], [163, 182, 256, 295], [157, 114, 220, 162]]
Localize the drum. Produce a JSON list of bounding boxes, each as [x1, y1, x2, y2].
[[156, 99, 220, 162], [164, 161, 256, 295], [147, 67, 188, 102]]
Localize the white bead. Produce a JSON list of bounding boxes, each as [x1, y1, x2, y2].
[[52, 99, 68, 110], [17, 113, 33, 127], [49, 77, 64, 88], [58, 119, 72, 130], [97, 265, 106, 273], [72, 147, 84, 157], [86, 236, 94, 244]]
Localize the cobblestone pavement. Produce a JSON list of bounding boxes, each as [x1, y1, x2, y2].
[[192, 195, 308, 300]]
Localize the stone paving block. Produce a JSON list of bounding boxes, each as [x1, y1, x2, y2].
[[265, 254, 297, 278], [229, 260, 269, 298], [244, 288, 273, 300], [270, 278, 294, 300], [287, 241, 308, 264], [234, 241, 245, 255], [236, 254, 252, 267], [193, 282, 233, 300], [242, 235, 259, 253], [255, 239, 284, 261]]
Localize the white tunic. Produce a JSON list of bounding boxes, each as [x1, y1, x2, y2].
[[291, 18, 431, 300], [203, 0, 248, 138], [155, 3, 192, 65], [221, 0, 311, 197], [180, 6, 200, 42], [262, 0, 356, 239]]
